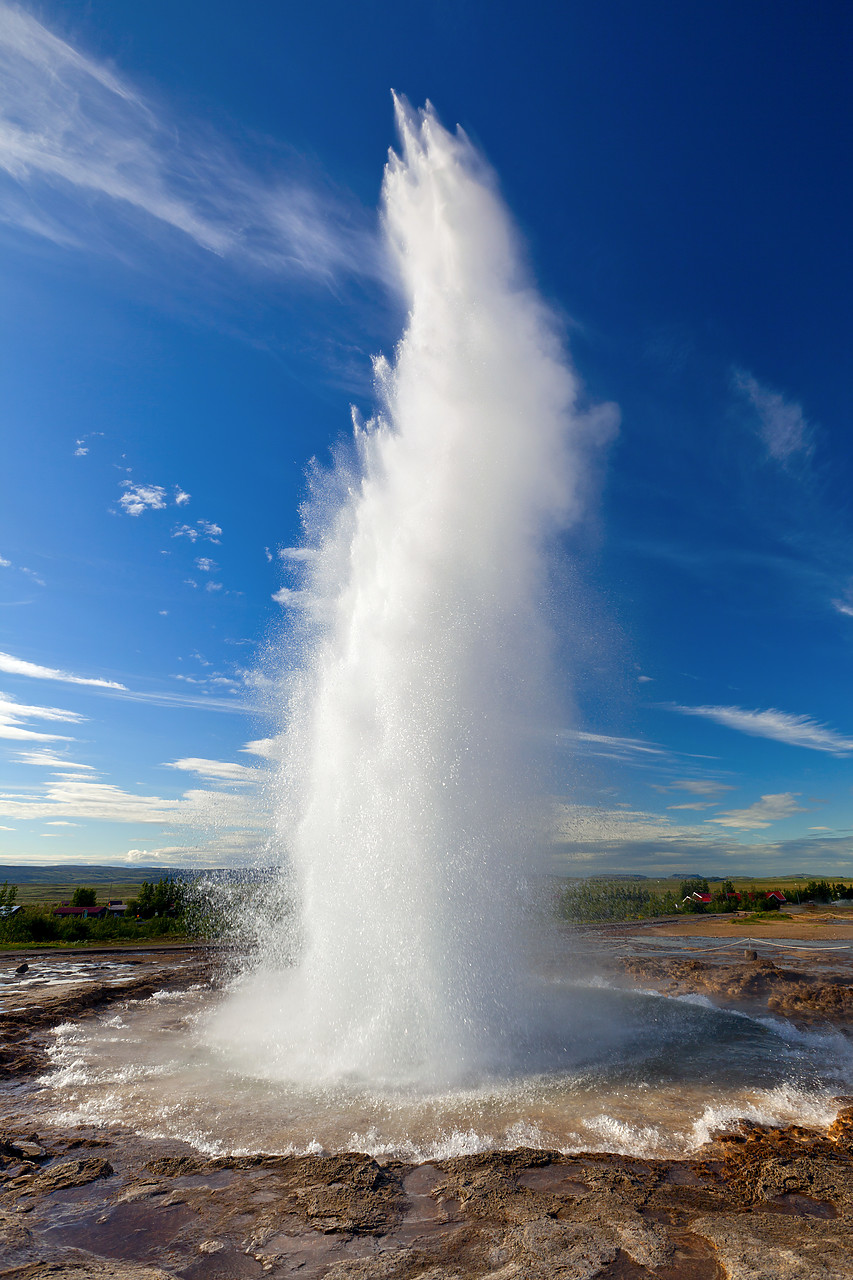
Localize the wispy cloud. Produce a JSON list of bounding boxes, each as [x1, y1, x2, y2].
[[832, 590, 853, 619], [15, 748, 95, 770], [0, 648, 126, 689], [654, 778, 736, 796], [567, 731, 667, 759], [0, 3, 378, 279], [0, 691, 82, 742], [707, 792, 807, 830], [732, 368, 812, 463], [669, 704, 853, 755], [241, 737, 280, 760], [164, 757, 259, 784], [101, 686, 259, 715]]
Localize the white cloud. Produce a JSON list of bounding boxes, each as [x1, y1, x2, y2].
[[553, 802, 701, 846], [0, 554, 10, 567], [172, 673, 239, 690], [240, 737, 280, 759], [0, 648, 127, 689], [0, 691, 83, 742], [569, 731, 667, 757], [707, 792, 807, 830], [109, 687, 258, 714], [173, 521, 222, 544], [15, 748, 94, 769], [0, 770, 262, 827], [164, 757, 258, 784], [174, 488, 191, 505], [0, 4, 377, 278], [118, 482, 167, 516], [652, 778, 736, 796], [46, 820, 79, 826], [205, 581, 223, 593], [195, 557, 216, 572], [73, 430, 103, 457], [20, 567, 45, 586], [278, 547, 316, 561], [732, 368, 812, 462], [272, 586, 312, 607], [670, 703, 853, 755]]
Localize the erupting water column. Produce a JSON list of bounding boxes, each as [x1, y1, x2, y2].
[[233, 99, 614, 1089]]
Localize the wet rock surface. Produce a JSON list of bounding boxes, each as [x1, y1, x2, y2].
[[618, 953, 853, 1029], [2, 945, 853, 1277], [0, 948, 217, 1081]]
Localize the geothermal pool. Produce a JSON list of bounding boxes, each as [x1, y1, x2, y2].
[[39, 976, 851, 1162]]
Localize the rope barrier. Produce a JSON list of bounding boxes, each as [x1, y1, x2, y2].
[[619, 936, 853, 954]]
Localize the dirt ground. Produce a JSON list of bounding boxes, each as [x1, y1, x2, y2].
[[623, 913, 853, 942], [2, 940, 853, 1279]]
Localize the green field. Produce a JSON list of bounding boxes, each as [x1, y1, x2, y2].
[[560, 875, 845, 898], [0, 864, 181, 907]]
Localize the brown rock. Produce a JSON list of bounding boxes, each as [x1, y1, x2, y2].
[[26, 1156, 114, 1193], [0, 1137, 47, 1162]]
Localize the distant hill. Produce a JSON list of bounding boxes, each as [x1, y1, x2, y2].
[[0, 864, 179, 886]]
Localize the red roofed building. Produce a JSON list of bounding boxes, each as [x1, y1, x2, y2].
[[766, 890, 786, 903], [53, 903, 107, 919]]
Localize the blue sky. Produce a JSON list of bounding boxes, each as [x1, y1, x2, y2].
[[1, 0, 852, 876]]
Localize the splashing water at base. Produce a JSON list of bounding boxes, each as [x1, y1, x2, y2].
[[39, 978, 853, 1161], [209, 97, 616, 1090]]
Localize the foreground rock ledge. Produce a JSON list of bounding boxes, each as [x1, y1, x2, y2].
[[2, 947, 853, 1278], [2, 1116, 853, 1279]]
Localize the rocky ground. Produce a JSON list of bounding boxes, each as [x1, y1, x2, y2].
[[2, 943, 853, 1279], [617, 950, 853, 1028]]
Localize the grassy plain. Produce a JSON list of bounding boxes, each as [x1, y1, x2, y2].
[[0, 865, 177, 907]]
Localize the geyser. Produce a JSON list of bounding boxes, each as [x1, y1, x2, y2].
[[211, 98, 614, 1088], [32, 102, 853, 1167]]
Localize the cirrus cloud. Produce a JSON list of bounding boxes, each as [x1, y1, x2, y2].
[[0, 648, 126, 690], [732, 368, 812, 463], [669, 704, 853, 756], [0, 2, 379, 279]]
